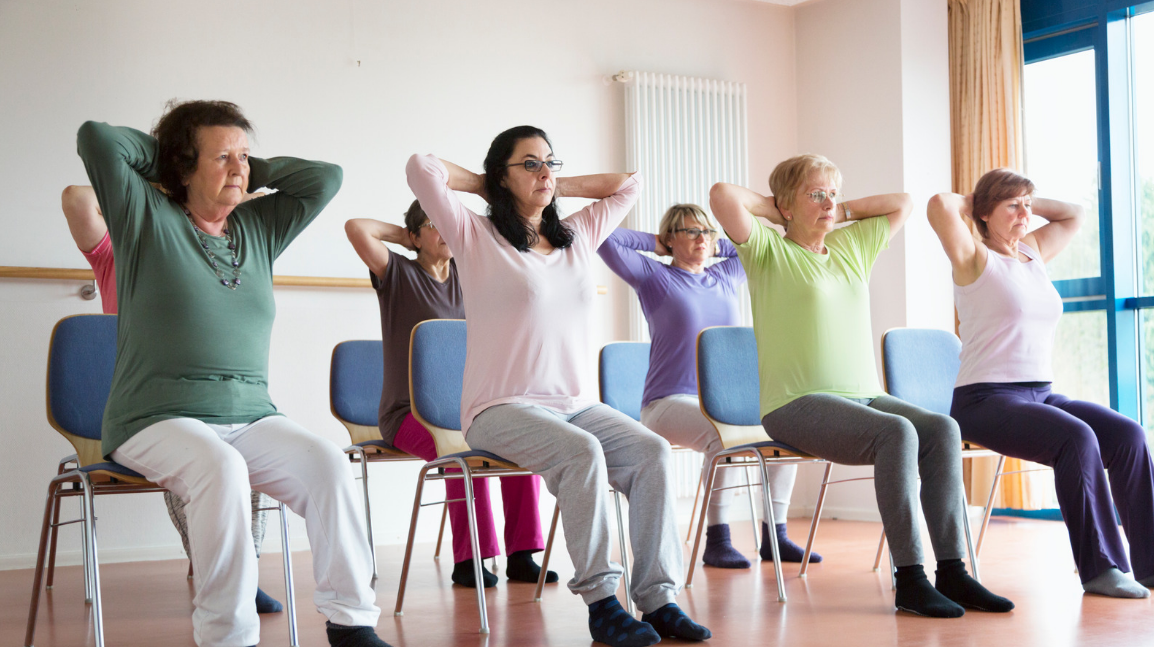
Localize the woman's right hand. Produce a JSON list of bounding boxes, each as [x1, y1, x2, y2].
[[654, 234, 671, 256]]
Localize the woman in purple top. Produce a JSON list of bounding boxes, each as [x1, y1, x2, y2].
[[597, 204, 815, 568], [345, 200, 553, 590], [929, 168, 1154, 598]]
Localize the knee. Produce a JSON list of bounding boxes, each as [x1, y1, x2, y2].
[[637, 432, 673, 466], [568, 432, 608, 473], [300, 436, 351, 481], [929, 413, 962, 448], [1114, 419, 1149, 456], [190, 444, 249, 495]]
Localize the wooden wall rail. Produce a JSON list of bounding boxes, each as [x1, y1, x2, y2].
[[0, 266, 609, 293]]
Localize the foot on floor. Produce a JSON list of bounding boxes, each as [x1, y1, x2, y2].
[[641, 603, 712, 641], [451, 559, 498, 588], [255, 587, 283, 614], [894, 564, 965, 618], [934, 559, 1014, 611], [588, 596, 661, 647], [759, 521, 821, 563], [1084, 567, 1150, 598], [506, 549, 559, 583], [702, 524, 751, 569], [326, 621, 394, 647]]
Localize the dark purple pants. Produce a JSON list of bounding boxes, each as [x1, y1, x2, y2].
[[951, 382, 1154, 583]]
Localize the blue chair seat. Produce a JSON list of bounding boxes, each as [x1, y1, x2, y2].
[[80, 462, 146, 479]]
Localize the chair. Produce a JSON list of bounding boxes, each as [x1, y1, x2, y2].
[[330, 340, 447, 585], [25, 314, 300, 647], [687, 326, 831, 602], [597, 342, 761, 549], [396, 320, 632, 634], [880, 327, 1048, 578]]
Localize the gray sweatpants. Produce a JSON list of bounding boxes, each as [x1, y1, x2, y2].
[[761, 394, 966, 567], [467, 403, 682, 613]]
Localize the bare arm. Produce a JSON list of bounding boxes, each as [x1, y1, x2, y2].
[[61, 185, 107, 253], [344, 218, 413, 277], [927, 192, 984, 285], [439, 159, 486, 197], [839, 192, 913, 240], [708, 183, 785, 244], [1022, 197, 1084, 263], [555, 174, 634, 200]]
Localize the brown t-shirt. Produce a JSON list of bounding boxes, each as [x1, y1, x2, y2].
[[373, 249, 463, 444]]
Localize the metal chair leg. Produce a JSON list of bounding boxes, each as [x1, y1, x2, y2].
[[975, 455, 1006, 557], [873, 529, 887, 572], [79, 474, 105, 647], [534, 502, 561, 602], [433, 504, 449, 560], [756, 454, 786, 602], [45, 462, 69, 590], [25, 478, 66, 647], [347, 446, 378, 585], [612, 490, 634, 616], [686, 457, 720, 588], [685, 463, 706, 544], [394, 466, 431, 617], [961, 490, 980, 583], [743, 465, 760, 549], [278, 502, 300, 647], [80, 492, 94, 604], [799, 462, 832, 577], [456, 461, 490, 634]]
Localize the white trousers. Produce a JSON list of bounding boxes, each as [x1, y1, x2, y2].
[[641, 394, 795, 526], [112, 416, 380, 647]]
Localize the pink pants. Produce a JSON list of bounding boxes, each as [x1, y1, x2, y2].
[[393, 413, 546, 564]]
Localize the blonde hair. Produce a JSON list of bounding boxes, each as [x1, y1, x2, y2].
[[769, 154, 843, 212], [657, 203, 717, 246]]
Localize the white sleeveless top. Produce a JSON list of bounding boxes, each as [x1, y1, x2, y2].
[[954, 242, 1064, 387]]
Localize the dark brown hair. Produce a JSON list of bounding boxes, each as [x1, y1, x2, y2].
[[403, 199, 428, 234], [152, 100, 253, 204], [972, 168, 1035, 239], [482, 125, 573, 252]]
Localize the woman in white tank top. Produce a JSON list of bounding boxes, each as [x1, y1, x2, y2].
[[928, 168, 1154, 599]]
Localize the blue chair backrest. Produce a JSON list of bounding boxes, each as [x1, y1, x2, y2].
[[882, 328, 961, 416], [410, 319, 466, 431], [48, 314, 117, 441], [697, 326, 761, 426], [599, 342, 651, 421], [331, 340, 384, 427]]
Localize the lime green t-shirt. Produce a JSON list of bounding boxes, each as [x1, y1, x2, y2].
[[77, 121, 342, 458], [734, 216, 890, 418]]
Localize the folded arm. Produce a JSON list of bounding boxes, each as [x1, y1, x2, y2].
[[345, 218, 413, 277]]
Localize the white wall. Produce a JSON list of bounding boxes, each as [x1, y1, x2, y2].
[[790, 0, 955, 522], [0, 0, 797, 568]]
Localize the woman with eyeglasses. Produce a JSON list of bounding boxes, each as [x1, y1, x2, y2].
[[407, 126, 710, 646], [344, 200, 555, 590], [597, 204, 815, 570], [710, 154, 1014, 618]]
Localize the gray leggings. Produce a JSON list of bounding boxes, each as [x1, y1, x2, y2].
[[467, 403, 682, 613], [761, 394, 966, 567]]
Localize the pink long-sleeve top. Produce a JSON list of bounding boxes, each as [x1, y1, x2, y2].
[[406, 154, 641, 433]]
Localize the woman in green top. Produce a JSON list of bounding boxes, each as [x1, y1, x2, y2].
[[78, 100, 390, 647], [709, 154, 1013, 619]]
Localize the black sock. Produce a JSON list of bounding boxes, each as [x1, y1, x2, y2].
[[325, 621, 393, 647], [759, 521, 821, 563], [894, 564, 965, 618], [451, 559, 498, 588], [934, 559, 1015, 612], [588, 596, 660, 647], [641, 603, 712, 641], [255, 587, 283, 614], [506, 549, 559, 583]]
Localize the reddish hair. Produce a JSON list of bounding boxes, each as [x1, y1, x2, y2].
[[972, 168, 1035, 239]]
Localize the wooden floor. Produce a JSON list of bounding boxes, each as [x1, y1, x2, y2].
[[5, 517, 1154, 647]]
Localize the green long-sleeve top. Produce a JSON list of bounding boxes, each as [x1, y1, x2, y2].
[[77, 121, 343, 458]]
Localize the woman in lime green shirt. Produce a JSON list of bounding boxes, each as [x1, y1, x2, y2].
[[709, 154, 1013, 619]]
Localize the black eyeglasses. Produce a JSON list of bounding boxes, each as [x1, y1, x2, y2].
[[673, 227, 717, 240], [506, 159, 563, 172]]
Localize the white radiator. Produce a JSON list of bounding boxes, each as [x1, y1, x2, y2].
[[619, 71, 752, 498]]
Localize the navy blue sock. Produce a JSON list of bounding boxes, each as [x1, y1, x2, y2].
[[702, 524, 750, 569], [934, 559, 1014, 612], [894, 565, 965, 618], [588, 596, 660, 646], [759, 522, 821, 563], [641, 603, 711, 641], [255, 587, 283, 614], [325, 621, 393, 647], [451, 559, 498, 588]]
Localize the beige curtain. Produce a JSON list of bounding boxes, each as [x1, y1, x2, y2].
[[949, 0, 1049, 510]]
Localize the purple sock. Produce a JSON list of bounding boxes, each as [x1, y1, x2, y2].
[[702, 524, 751, 569], [760, 522, 821, 563]]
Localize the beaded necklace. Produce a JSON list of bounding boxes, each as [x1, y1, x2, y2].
[[183, 207, 242, 290]]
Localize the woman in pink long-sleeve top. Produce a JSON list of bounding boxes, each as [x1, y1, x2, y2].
[[406, 126, 710, 647]]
